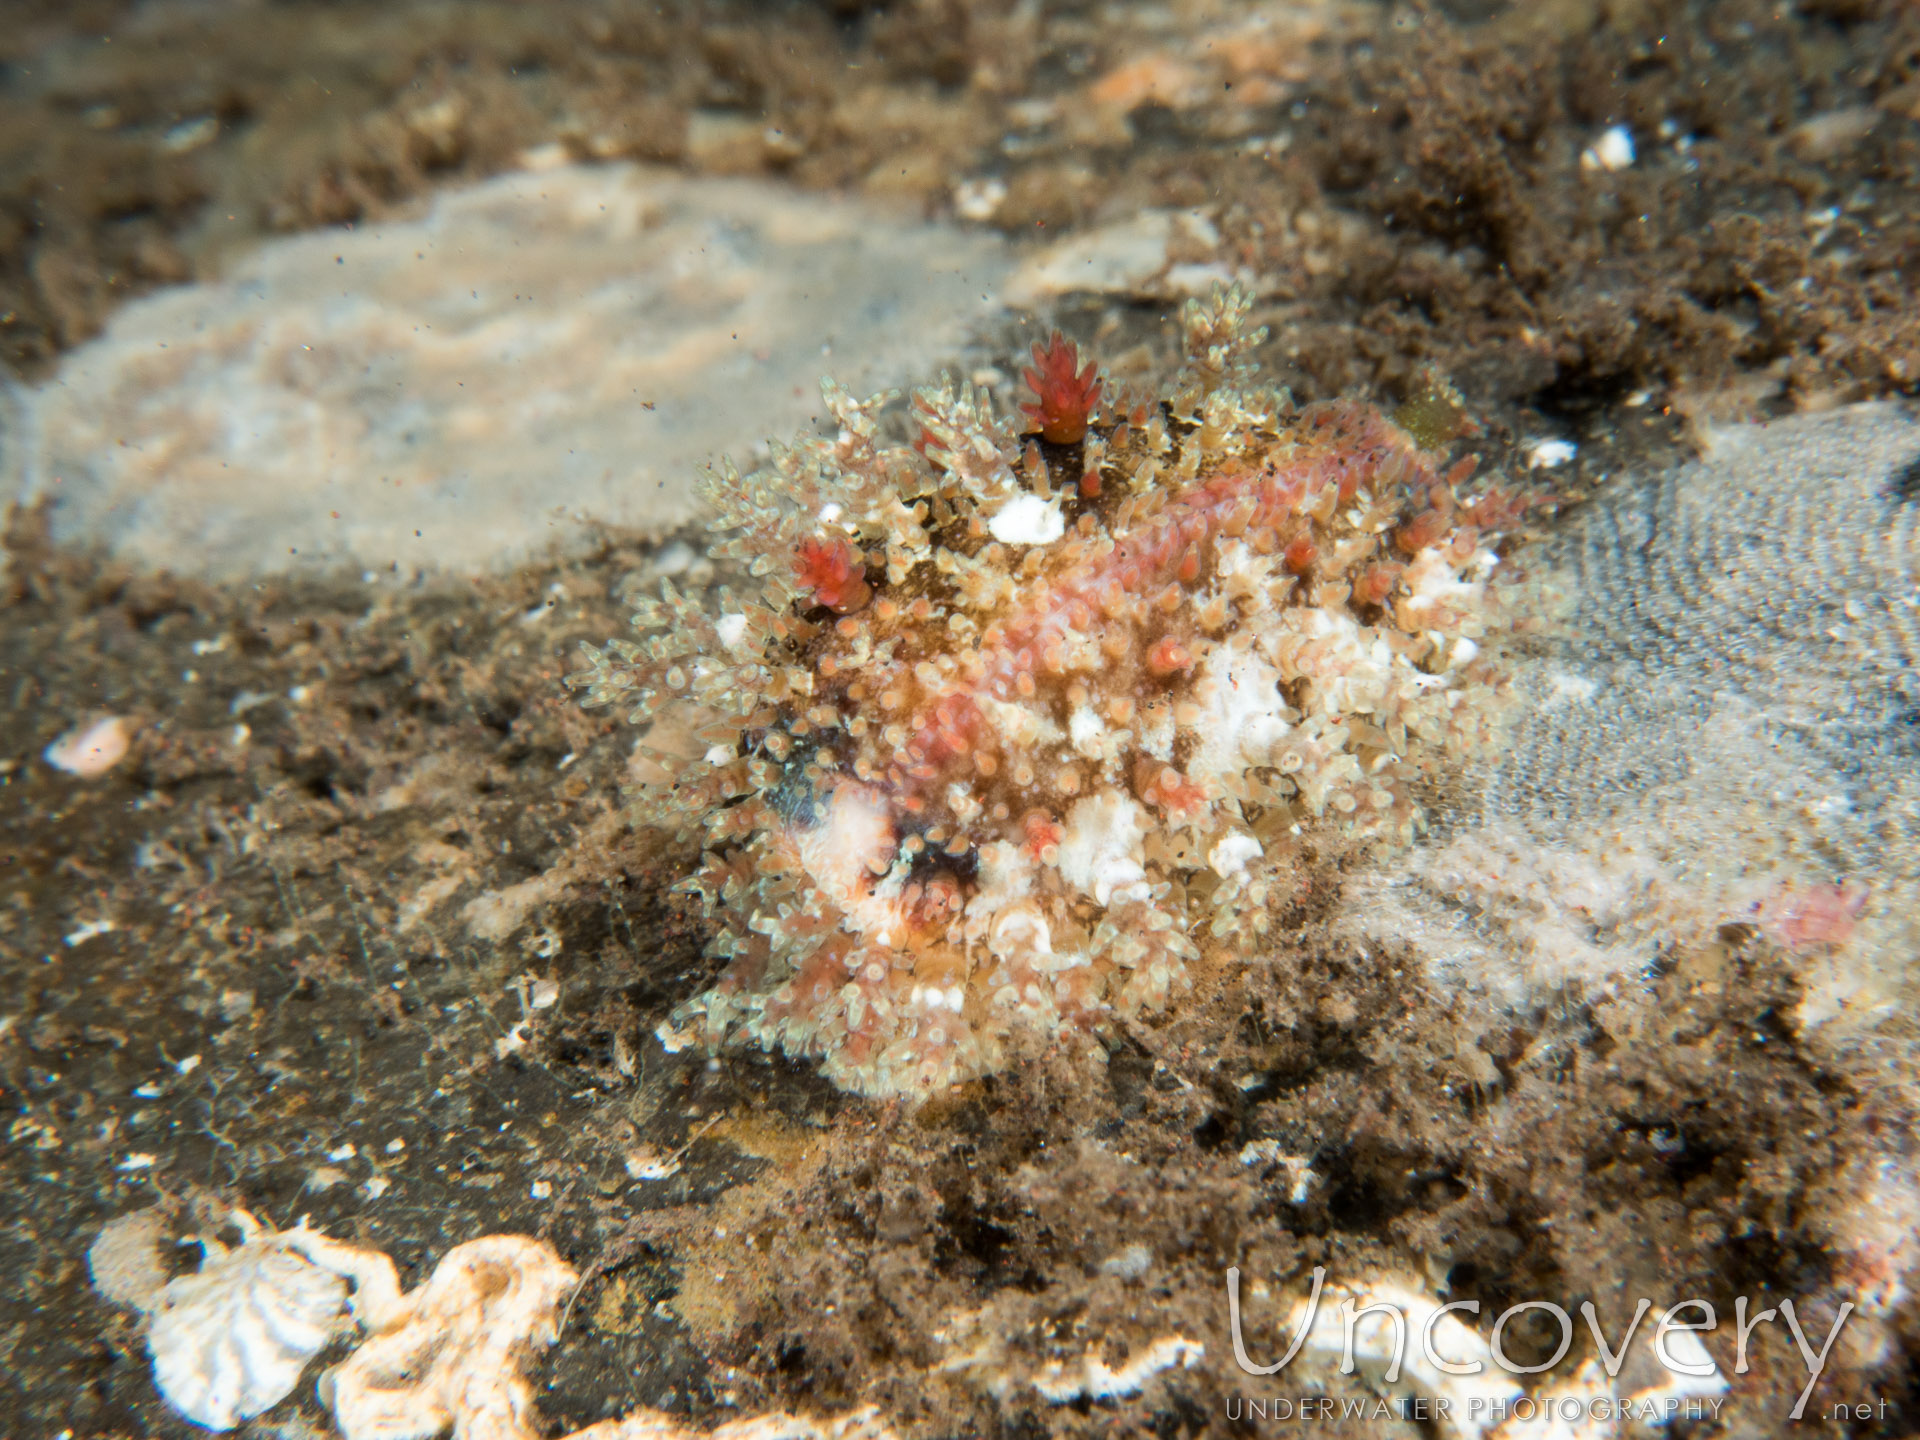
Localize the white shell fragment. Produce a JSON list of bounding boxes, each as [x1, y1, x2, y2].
[[43, 715, 133, 777], [1031, 1335, 1204, 1403], [1580, 124, 1636, 172], [1526, 438, 1577, 469], [87, 1208, 172, 1313], [93, 1209, 900, 1440], [145, 1214, 351, 1431]]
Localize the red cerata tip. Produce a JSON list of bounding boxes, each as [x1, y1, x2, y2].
[[1020, 332, 1103, 445]]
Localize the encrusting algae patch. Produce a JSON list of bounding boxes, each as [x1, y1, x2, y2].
[[569, 289, 1537, 1099]]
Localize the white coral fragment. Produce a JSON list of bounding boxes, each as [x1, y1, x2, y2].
[[1283, 1275, 1522, 1440], [143, 1213, 353, 1431], [1526, 438, 1577, 469], [94, 1208, 903, 1440], [318, 1233, 579, 1440], [1030, 1334, 1204, 1403]]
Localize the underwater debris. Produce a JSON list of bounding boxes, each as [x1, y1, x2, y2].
[[1030, 1335, 1204, 1403], [570, 286, 1522, 1099], [931, 1296, 1203, 1409], [1579, 124, 1636, 173], [91, 1207, 900, 1439], [315, 1233, 578, 1440], [43, 714, 132, 777], [88, 1207, 354, 1432], [1238, 1139, 1316, 1204], [86, 1208, 172, 1313], [1268, 1274, 1522, 1439]]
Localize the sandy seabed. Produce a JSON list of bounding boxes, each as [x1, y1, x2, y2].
[[4, 1, 1920, 1436]]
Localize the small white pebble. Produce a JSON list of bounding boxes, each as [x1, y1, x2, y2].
[[1581, 124, 1635, 172], [953, 176, 1008, 222], [363, 1176, 392, 1199], [385, 1137, 406, 1154], [175, 1055, 202, 1075], [529, 1180, 553, 1200], [117, 1153, 158, 1171], [1527, 438, 1577, 469], [327, 1143, 357, 1162], [44, 716, 133, 778], [528, 978, 560, 1010], [63, 918, 116, 947]]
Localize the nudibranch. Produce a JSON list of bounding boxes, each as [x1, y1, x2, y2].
[[569, 289, 1518, 1099]]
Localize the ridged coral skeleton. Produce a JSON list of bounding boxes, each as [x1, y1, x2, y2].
[[570, 289, 1516, 1098]]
